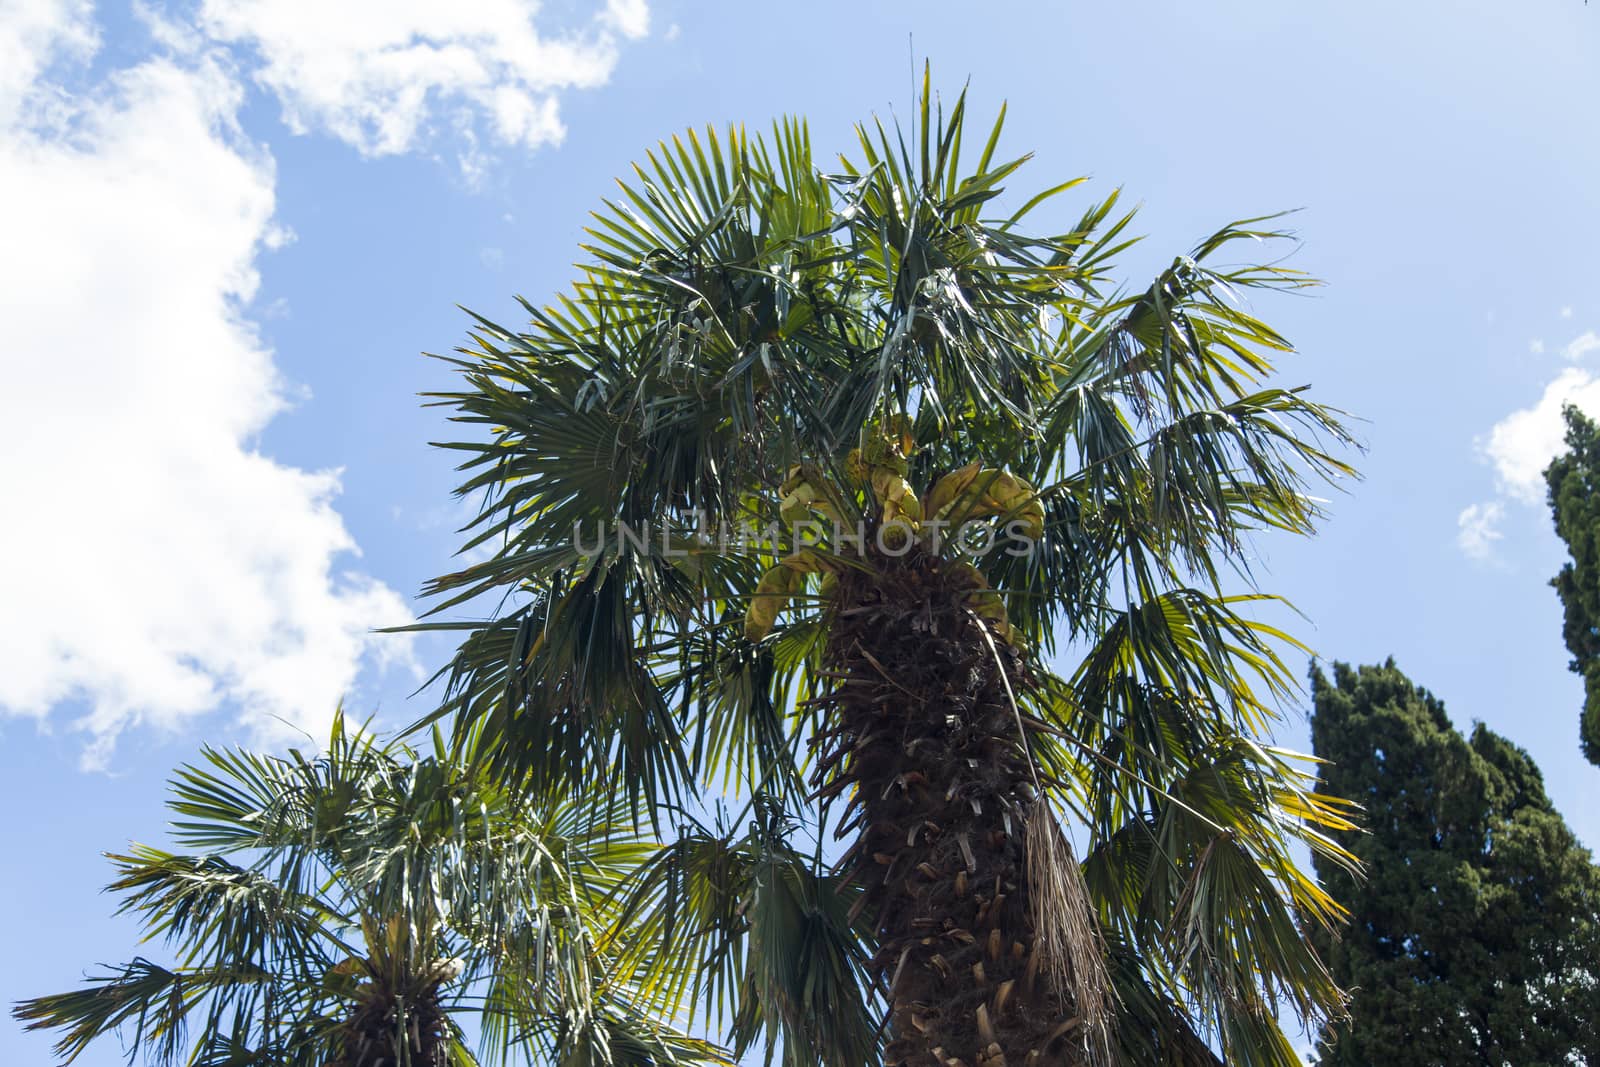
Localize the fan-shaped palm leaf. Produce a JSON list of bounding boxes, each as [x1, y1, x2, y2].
[[401, 67, 1360, 1066], [14, 714, 725, 1067]]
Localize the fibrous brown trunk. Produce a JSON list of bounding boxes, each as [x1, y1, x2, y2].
[[329, 980, 451, 1067], [812, 544, 1101, 1067]]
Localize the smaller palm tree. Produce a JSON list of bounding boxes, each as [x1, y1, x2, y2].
[[13, 714, 722, 1067]]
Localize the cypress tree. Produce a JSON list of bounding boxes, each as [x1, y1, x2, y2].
[[1308, 659, 1600, 1066], [1545, 403, 1600, 766]]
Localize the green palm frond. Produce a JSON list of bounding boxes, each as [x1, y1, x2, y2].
[[612, 798, 879, 1067], [400, 69, 1361, 1064], [15, 712, 726, 1067]]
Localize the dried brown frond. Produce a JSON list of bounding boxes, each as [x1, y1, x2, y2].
[[1026, 801, 1114, 1066]]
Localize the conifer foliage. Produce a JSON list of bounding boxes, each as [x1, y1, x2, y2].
[[1309, 660, 1600, 1066], [1545, 403, 1600, 765]]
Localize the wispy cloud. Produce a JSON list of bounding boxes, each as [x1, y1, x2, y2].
[[1564, 330, 1600, 362], [0, 0, 98, 123], [1481, 367, 1600, 504], [1461, 349, 1600, 562], [1457, 502, 1506, 561], [197, 0, 650, 164]]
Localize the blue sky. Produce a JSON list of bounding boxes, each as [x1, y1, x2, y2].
[[3, 1, 1598, 1063]]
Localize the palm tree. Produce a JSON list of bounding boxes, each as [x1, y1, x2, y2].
[[409, 71, 1360, 1067], [13, 715, 722, 1067]]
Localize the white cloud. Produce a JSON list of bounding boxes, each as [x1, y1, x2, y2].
[[1456, 502, 1505, 561], [0, 0, 654, 763], [1530, 338, 1545, 355], [601, 0, 650, 38], [0, 0, 97, 123], [1480, 366, 1600, 504], [1462, 345, 1600, 561], [0, 30, 413, 764], [1564, 330, 1600, 362], [1562, 306, 1575, 319], [197, 0, 651, 158]]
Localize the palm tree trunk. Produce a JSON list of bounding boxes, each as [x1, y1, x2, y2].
[[813, 544, 1097, 1067], [332, 981, 451, 1067]]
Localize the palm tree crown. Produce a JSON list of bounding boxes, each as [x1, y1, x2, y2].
[[14, 715, 721, 1067], [407, 71, 1360, 1066]]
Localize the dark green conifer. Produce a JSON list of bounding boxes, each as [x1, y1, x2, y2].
[[1545, 403, 1600, 765], [1309, 659, 1600, 1066]]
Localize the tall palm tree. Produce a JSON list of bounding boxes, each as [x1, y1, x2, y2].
[[410, 71, 1360, 1067], [14, 715, 722, 1067]]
